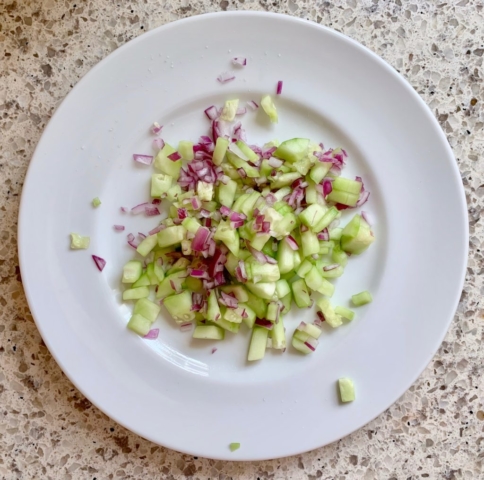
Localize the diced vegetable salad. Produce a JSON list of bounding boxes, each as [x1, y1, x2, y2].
[[122, 98, 375, 360]]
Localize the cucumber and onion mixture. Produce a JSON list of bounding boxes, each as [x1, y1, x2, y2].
[[122, 98, 375, 360]]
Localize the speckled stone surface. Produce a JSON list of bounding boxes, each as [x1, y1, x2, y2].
[[1, 0, 483, 478]]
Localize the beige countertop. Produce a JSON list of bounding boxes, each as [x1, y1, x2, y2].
[[1, 0, 482, 478]]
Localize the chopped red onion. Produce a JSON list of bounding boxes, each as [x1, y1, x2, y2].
[[232, 57, 247, 66], [228, 142, 249, 160], [219, 291, 238, 308], [138, 232, 147, 240], [145, 205, 161, 216], [236, 107, 247, 116], [237, 168, 247, 178], [191, 197, 201, 210], [265, 256, 277, 265], [113, 225, 125, 231], [148, 224, 166, 235], [133, 154, 154, 166], [92, 255, 106, 272], [177, 208, 188, 220], [152, 122, 162, 134], [192, 227, 210, 252], [144, 328, 159, 339], [217, 72, 236, 84], [229, 211, 246, 222], [168, 152, 181, 161], [276, 80, 283, 95], [211, 347, 217, 354], [304, 337, 319, 351], [180, 322, 193, 332], [323, 264, 340, 271], [322, 178, 333, 196], [255, 318, 274, 330], [190, 269, 210, 279], [153, 138, 165, 150], [152, 198, 161, 205], [246, 242, 267, 264], [131, 202, 150, 214], [361, 210, 372, 225], [204, 105, 219, 120], [317, 229, 329, 241], [120, 206, 128, 213], [247, 100, 259, 110], [317, 311, 326, 322], [285, 235, 299, 250]]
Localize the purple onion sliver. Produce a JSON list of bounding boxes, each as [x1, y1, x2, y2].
[[145, 205, 161, 217], [356, 191, 370, 207], [113, 225, 125, 231], [144, 328, 159, 340], [361, 211, 372, 225], [180, 322, 193, 332], [204, 105, 219, 120], [211, 347, 217, 354], [255, 318, 274, 330], [133, 154, 154, 166], [232, 57, 247, 66], [152, 138, 165, 150], [92, 255, 106, 272], [131, 202, 150, 214], [148, 225, 166, 235], [151, 122, 162, 134], [167, 152, 181, 161], [236, 107, 247, 116], [246, 100, 259, 110], [217, 72, 236, 84], [276, 80, 283, 95]]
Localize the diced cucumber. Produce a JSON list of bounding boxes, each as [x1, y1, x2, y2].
[[332, 245, 349, 267], [213, 137, 230, 166], [214, 220, 240, 256], [136, 234, 158, 257], [229, 442, 240, 452], [291, 279, 311, 308], [274, 138, 309, 163], [248, 326, 269, 361], [217, 178, 237, 208], [166, 184, 182, 202], [123, 287, 150, 301], [277, 239, 295, 274], [193, 325, 225, 340], [163, 290, 195, 323], [157, 225, 186, 248], [146, 263, 158, 285], [270, 172, 301, 189], [220, 99, 239, 121], [275, 279, 290, 298], [280, 292, 292, 314], [266, 302, 279, 322], [181, 217, 201, 234], [320, 265, 344, 279], [309, 162, 333, 183], [316, 298, 342, 328], [122, 260, 143, 283], [292, 337, 315, 354], [127, 314, 152, 336], [92, 197, 101, 208], [296, 321, 322, 339], [134, 298, 161, 323], [335, 306, 355, 321], [156, 272, 185, 299], [246, 282, 276, 300], [271, 317, 286, 350], [178, 140, 194, 161], [224, 307, 244, 324], [299, 204, 328, 229], [236, 141, 259, 162], [301, 229, 319, 258], [197, 181, 214, 201], [260, 95, 278, 123], [329, 228, 343, 241], [338, 378, 355, 403], [245, 291, 268, 318], [305, 266, 335, 297], [240, 303, 256, 329], [70, 233, 90, 249], [166, 257, 190, 275], [151, 173, 173, 197], [313, 206, 339, 233], [326, 190, 359, 207], [154, 144, 182, 179], [207, 290, 221, 322], [132, 272, 150, 288], [341, 215, 375, 255], [250, 262, 280, 283], [220, 285, 249, 302], [332, 177, 363, 195], [296, 259, 313, 278], [212, 314, 241, 333], [351, 290, 373, 306]]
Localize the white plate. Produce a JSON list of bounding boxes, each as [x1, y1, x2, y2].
[[18, 12, 467, 460]]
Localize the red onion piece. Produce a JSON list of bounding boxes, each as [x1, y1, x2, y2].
[[92, 255, 106, 272], [120, 206, 128, 213], [322, 178, 333, 197], [317, 311, 326, 322], [247, 100, 259, 110], [323, 264, 340, 271], [285, 235, 299, 250], [133, 154, 154, 166], [255, 318, 274, 330], [237, 168, 247, 178], [229, 211, 246, 222], [113, 225, 125, 231], [153, 138, 165, 150], [168, 152, 181, 161], [236, 107, 247, 116], [138, 232, 146, 240], [317, 229, 329, 241], [192, 227, 210, 252], [219, 291, 238, 308], [304, 337, 319, 351], [152, 122, 162, 134], [211, 347, 217, 354], [131, 202, 150, 214], [148, 224, 166, 235], [232, 57, 247, 66], [265, 256, 277, 265], [246, 242, 267, 264], [361, 211, 371, 225], [217, 72, 236, 83], [180, 322, 193, 332], [144, 328, 159, 339], [276, 80, 283, 95], [204, 105, 219, 120], [356, 191, 370, 207], [145, 205, 161, 217], [189, 269, 210, 279]]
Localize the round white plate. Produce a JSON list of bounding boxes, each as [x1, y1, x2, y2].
[[18, 12, 467, 460]]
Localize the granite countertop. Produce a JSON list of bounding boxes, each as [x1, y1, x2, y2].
[[1, 0, 482, 478]]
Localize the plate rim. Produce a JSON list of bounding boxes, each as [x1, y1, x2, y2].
[[18, 10, 468, 460]]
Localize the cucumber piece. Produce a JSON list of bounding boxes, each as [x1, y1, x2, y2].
[[245, 291, 268, 318], [250, 262, 280, 283], [309, 162, 333, 184], [231, 193, 250, 213], [240, 191, 261, 217], [301, 229, 319, 257], [220, 99, 239, 121], [134, 298, 161, 323], [271, 317, 286, 350], [166, 257, 190, 275], [270, 172, 301, 189], [123, 287, 150, 301], [157, 225, 186, 248], [266, 302, 279, 322], [351, 291, 373, 306], [291, 279, 312, 308], [178, 140, 194, 161], [332, 177, 363, 195], [296, 259, 313, 278], [207, 290, 221, 322], [213, 137, 230, 166], [305, 266, 335, 297], [239, 303, 256, 329], [92, 197, 101, 208], [246, 282, 276, 300], [166, 184, 182, 202], [249, 233, 270, 251], [197, 181, 214, 201], [226, 151, 260, 178], [181, 217, 201, 234], [274, 138, 309, 163], [236, 141, 259, 162], [338, 378, 355, 403], [132, 272, 150, 288], [127, 314, 152, 336], [163, 290, 195, 323], [326, 190, 359, 207], [335, 306, 355, 321], [229, 442, 240, 452], [275, 279, 290, 298], [213, 220, 240, 256], [220, 285, 249, 302], [70, 233, 90, 249], [217, 178, 237, 208], [296, 321, 322, 339], [321, 265, 344, 278], [341, 215, 375, 255], [280, 292, 292, 314], [316, 298, 342, 328], [292, 156, 313, 176], [212, 314, 241, 333], [156, 272, 185, 299], [146, 263, 158, 285], [122, 260, 143, 283], [313, 206, 339, 233], [154, 143, 182, 179], [248, 326, 269, 361], [260, 95, 278, 123], [332, 245, 349, 266], [192, 325, 225, 340], [298, 204, 328, 229], [136, 234, 158, 257], [153, 262, 165, 282], [224, 307, 244, 324], [151, 173, 173, 197], [329, 227, 343, 241], [184, 276, 203, 292], [277, 239, 295, 274]]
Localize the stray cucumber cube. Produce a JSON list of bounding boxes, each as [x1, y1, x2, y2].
[[338, 378, 355, 403], [192, 325, 225, 340], [229, 443, 240, 452], [122, 260, 143, 283], [70, 233, 90, 249], [123, 287, 150, 301], [92, 197, 101, 208], [351, 291, 373, 306], [127, 314, 152, 336], [134, 298, 160, 323], [248, 327, 268, 361], [334, 306, 355, 321]]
